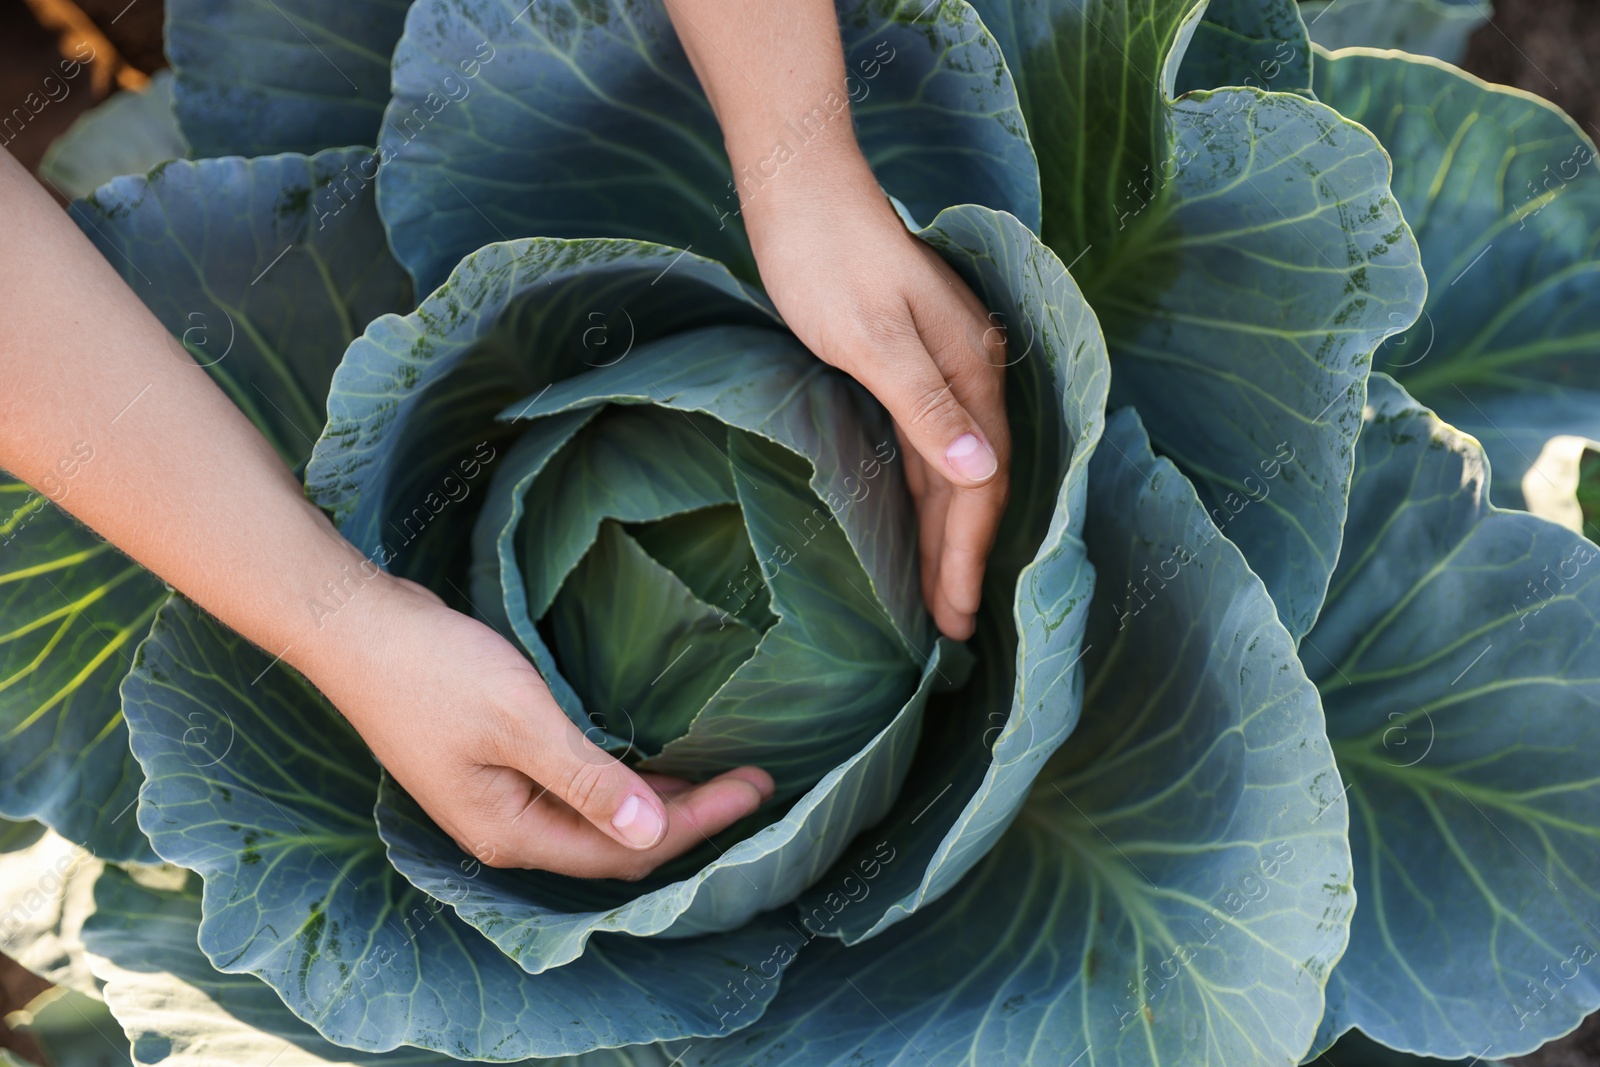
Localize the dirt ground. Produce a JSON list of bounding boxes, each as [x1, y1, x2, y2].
[[0, 0, 1597, 1064]]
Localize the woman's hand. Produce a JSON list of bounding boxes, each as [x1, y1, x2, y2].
[[298, 573, 774, 880], [659, 0, 1011, 642], [741, 147, 1011, 641]]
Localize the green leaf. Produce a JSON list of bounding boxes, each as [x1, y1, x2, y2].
[[548, 519, 761, 755], [681, 409, 1351, 1067], [471, 404, 745, 733], [496, 352, 921, 796], [0, 481, 164, 862], [122, 596, 802, 1058], [167, 0, 411, 157], [76, 147, 413, 469], [0, 817, 46, 853], [377, 0, 1039, 293], [82, 867, 672, 1066], [0, 829, 104, 995], [1300, 0, 1490, 62], [1176, 0, 1313, 96], [12, 989, 123, 1067], [1300, 376, 1600, 1059], [1315, 48, 1600, 512], [643, 430, 915, 793], [628, 505, 775, 631], [968, 0, 1426, 637], [39, 71, 187, 200]]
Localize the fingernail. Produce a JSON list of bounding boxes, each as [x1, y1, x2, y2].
[[945, 433, 998, 482], [612, 793, 666, 849]]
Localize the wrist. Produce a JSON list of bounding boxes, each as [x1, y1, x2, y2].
[[727, 126, 877, 232], [271, 520, 397, 691]]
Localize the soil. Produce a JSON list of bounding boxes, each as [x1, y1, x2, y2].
[[0, 0, 1596, 1064]]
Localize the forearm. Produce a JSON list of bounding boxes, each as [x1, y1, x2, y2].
[[0, 149, 367, 677], [661, 0, 880, 218]]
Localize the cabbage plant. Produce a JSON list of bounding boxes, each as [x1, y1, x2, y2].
[[2, 1, 1599, 1066], [1297, 0, 1491, 62]]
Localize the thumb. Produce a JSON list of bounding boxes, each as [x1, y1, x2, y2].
[[843, 329, 999, 489], [511, 710, 672, 851]]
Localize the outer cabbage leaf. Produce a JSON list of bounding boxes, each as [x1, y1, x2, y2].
[[82, 867, 672, 1067], [78, 147, 414, 467], [967, 0, 1426, 637], [1301, 376, 1600, 1059], [0, 818, 46, 853], [1315, 49, 1600, 511], [304, 238, 777, 611], [39, 71, 187, 200], [167, 0, 411, 157], [1300, 0, 1489, 62], [678, 410, 1352, 1067], [122, 596, 799, 1059], [377, 0, 1039, 292], [0, 484, 163, 861], [1176, 0, 1313, 96], [0, 148, 412, 861]]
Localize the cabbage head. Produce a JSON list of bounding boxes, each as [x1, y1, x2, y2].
[[4, 2, 1600, 1067]]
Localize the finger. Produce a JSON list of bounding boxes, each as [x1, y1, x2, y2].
[[500, 702, 692, 851], [638, 772, 695, 796], [484, 766, 772, 879], [836, 301, 1001, 492], [934, 485, 1002, 639], [916, 471, 951, 623], [906, 278, 1009, 468], [905, 281, 1010, 641], [898, 423, 927, 502]]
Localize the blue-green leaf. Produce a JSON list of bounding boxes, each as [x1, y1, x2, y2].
[[305, 237, 777, 599], [0, 817, 46, 853], [680, 409, 1351, 1067], [1315, 48, 1600, 512], [968, 0, 1426, 637], [377, 0, 1038, 293], [1177, 0, 1313, 96], [471, 405, 742, 730], [39, 71, 187, 200], [77, 147, 414, 469], [1300, 0, 1489, 62], [167, 0, 411, 157], [0, 482, 164, 861], [82, 867, 672, 1066], [122, 597, 799, 1058], [547, 518, 762, 755], [1301, 376, 1600, 1059]]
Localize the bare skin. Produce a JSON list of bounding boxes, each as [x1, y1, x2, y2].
[[0, 0, 1007, 880]]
